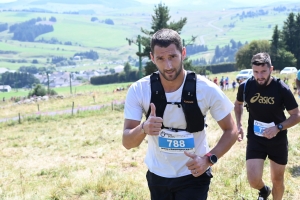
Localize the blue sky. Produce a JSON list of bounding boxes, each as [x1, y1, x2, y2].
[[136, 0, 299, 6]]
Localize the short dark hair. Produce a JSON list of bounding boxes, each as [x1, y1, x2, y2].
[[151, 29, 182, 54], [251, 52, 272, 67]]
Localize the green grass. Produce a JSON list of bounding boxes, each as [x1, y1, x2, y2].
[[0, 40, 81, 56], [0, 82, 131, 100], [0, 76, 300, 199], [38, 17, 130, 48]]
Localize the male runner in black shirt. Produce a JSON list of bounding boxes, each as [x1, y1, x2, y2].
[[234, 52, 300, 200]]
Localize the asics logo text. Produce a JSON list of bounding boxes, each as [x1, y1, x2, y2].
[[250, 93, 274, 104]]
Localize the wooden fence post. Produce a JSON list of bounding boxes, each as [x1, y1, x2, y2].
[[18, 113, 21, 124], [72, 101, 74, 115]]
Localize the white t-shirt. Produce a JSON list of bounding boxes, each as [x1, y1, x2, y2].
[[124, 71, 234, 178]]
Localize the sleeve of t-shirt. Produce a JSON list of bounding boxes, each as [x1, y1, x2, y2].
[[280, 81, 298, 111], [236, 82, 245, 102], [124, 83, 143, 121], [207, 85, 234, 122]]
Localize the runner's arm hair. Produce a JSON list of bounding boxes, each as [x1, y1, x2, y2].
[[279, 107, 300, 131], [234, 100, 244, 127], [209, 113, 238, 159], [123, 119, 146, 149]]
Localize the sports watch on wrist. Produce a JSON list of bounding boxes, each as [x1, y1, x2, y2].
[[276, 123, 283, 131], [205, 152, 218, 166]]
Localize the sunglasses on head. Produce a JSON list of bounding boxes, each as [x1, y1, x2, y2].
[[252, 61, 268, 66]]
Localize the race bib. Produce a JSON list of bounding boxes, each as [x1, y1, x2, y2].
[[158, 129, 195, 153], [253, 120, 275, 137]]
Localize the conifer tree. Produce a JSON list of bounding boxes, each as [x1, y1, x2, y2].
[[139, 3, 195, 75]]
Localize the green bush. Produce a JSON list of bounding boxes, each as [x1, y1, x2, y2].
[[28, 84, 57, 97]]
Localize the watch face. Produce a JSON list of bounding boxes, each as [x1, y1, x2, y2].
[[210, 155, 218, 164], [278, 124, 283, 130]]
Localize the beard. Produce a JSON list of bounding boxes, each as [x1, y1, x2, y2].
[[158, 59, 183, 81], [255, 73, 271, 88]]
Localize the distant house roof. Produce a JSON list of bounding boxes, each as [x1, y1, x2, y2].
[[114, 65, 124, 73], [73, 56, 81, 61], [0, 68, 9, 74], [0, 85, 11, 89], [0, 85, 11, 91], [0, 68, 16, 74]]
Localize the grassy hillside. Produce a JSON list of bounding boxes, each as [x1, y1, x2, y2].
[[0, 2, 299, 72], [0, 75, 299, 199]]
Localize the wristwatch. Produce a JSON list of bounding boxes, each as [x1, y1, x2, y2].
[[276, 123, 283, 131], [205, 152, 218, 166]]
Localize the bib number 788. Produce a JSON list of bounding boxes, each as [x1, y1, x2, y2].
[[167, 139, 185, 147]]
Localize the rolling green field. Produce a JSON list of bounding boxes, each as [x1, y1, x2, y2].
[[1, 2, 300, 199], [0, 2, 298, 73], [0, 82, 131, 101]]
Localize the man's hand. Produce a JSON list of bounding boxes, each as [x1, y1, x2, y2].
[[263, 126, 279, 139], [237, 126, 244, 142], [143, 103, 163, 135], [184, 151, 209, 177]]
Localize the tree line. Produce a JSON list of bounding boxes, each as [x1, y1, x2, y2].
[[273, 6, 300, 13], [0, 23, 8, 32], [36, 37, 75, 46], [231, 9, 268, 20], [186, 44, 208, 56], [91, 63, 139, 85], [0, 50, 17, 54], [74, 50, 99, 60], [192, 58, 207, 66], [211, 39, 246, 64], [51, 56, 76, 67], [18, 66, 56, 74], [9, 17, 56, 42], [271, 12, 300, 69], [0, 72, 39, 88], [236, 12, 300, 70]]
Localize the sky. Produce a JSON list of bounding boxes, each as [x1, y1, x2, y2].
[[136, 0, 299, 6], [0, 0, 298, 6], [0, 0, 17, 2]]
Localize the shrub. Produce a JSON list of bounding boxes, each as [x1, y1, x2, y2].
[[28, 84, 57, 97]]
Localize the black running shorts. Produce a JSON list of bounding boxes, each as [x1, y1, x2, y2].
[[246, 135, 288, 165], [146, 168, 213, 200]]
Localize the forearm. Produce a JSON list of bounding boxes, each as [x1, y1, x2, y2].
[[234, 103, 243, 127], [281, 113, 300, 131], [211, 114, 238, 159], [210, 127, 238, 159], [122, 123, 146, 149]]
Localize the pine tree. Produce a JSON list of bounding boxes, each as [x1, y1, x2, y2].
[[279, 12, 300, 68], [139, 3, 191, 75], [281, 13, 297, 57], [124, 62, 131, 80], [271, 25, 280, 56]]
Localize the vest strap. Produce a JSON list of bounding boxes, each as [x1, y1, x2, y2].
[[146, 71, 205, 133]]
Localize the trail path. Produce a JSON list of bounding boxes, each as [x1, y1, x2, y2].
[[198, 12, 236, 45]]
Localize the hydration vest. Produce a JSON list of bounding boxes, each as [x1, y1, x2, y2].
[[145, 71, 205, 133]]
